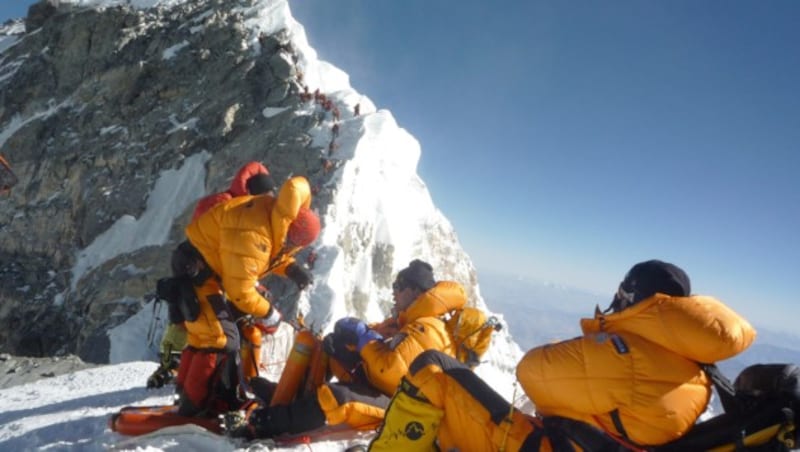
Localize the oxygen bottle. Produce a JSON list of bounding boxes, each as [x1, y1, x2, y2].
[[303, 338, 328, 398], [270, 329, 316, 406], [240, 324, 263, 381]]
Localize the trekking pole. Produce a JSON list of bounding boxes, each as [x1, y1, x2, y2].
[[146, 294, 160, 348], [459, 315, 503, 341], [485, 316, 502, 332]]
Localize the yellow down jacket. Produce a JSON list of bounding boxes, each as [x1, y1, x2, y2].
[[517, 293, 756, 446], [183, 176, 312, 348], [360, 281, 467, 395]]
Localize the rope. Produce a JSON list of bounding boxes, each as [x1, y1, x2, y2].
[[499, 381, 519, 452]]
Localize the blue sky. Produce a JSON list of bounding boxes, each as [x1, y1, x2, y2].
[[290, 0, 799, 333], [2, 1, 798, 333]]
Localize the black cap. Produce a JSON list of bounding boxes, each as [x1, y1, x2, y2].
[[246, 173, 275, 195], [622, 259, 691, 303], [609, 259, 691, 313], [396, 259, 435, 292]]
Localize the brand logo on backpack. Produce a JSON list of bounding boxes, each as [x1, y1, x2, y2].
[[404, 421, 425, 440]]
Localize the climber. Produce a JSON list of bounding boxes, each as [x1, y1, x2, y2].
[[190, 161, 274, 222], [368, 259, 756, 451], [228, 259, 495, 440], [147, 161, 276, 389], [170, 175, 321, 417], [0, 154, 18, 194]]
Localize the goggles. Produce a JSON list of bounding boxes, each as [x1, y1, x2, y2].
[[613, 283, 636, 311]]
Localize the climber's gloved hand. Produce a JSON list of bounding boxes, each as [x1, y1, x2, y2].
[[254, 307, 282, 335], [334, 317, 383, 352], [286, 263, 313, 290]]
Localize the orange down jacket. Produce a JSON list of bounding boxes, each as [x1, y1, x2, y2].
[[182, 176, 312, 348], [359, 281, 467, 395], [516, 293, 756, 446]]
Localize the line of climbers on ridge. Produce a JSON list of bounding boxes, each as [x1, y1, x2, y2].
[[144, 159, 798, 451]]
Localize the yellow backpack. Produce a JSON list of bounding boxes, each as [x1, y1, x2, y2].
[[445, 307, 500, 368]]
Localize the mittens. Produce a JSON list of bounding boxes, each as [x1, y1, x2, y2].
[[334, 317, 383, 352]]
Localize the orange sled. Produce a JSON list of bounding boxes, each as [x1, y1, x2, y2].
[[109, 404, 222, 436]]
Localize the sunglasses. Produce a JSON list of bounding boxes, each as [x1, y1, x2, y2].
[[614, 283, 635, 310]]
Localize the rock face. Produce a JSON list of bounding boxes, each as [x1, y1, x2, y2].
[[0, 0, 495, 367], [0, 0, 329, 361], [0, 353, 94, 388]]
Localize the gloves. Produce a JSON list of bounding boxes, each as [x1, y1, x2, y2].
[[323, 331, 361, 373], [334, 317, 383, 352], [286, 263, 313, 290], [254, 307, 282, 335]]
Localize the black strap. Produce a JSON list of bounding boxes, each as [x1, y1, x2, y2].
[[545, 416, 630, 451], [520, 424, 545, 452], [610, 409, 630, 441], [701, 363, 743, 414]]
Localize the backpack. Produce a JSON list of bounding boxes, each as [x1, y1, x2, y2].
[[444, 307, 501, 368], [155, 276, 200, 324], [655, 363, 800, 452]]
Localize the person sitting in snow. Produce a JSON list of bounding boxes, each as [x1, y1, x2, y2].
[[229, 259, 475, 439], [171, 175, 320, 417], [147, 161, 276, 389], [0, 154, 18, 195], [368, 259, 756, 451]]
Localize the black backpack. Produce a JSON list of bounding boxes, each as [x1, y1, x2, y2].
[[156, 276, 200, 324], [655, 363, 800, 451]]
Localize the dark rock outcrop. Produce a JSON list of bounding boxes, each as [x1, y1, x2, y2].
[[0, 0, 331, 362]]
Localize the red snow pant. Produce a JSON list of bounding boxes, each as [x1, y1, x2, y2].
[[176, 347, 242, 416]]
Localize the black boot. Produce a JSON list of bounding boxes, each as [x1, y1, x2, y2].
[[248, 397, 326, 438], [250, 376, 278, 403]]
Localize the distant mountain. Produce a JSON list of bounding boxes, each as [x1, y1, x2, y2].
[[479, 270, 605, 349]]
